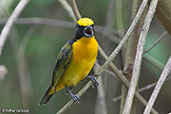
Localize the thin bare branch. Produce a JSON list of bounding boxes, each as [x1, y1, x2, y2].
[[144, 32, 167, 53], [94, 64, 107, 114], [56, 45, 159, 114], [0, 17, 120, 38], [113, 82, 156, 102], [99, 46, 159, 114], [144, 53, 165, 71], [103, 0, 115, 37], [0, 17, 165, 72], [101, 0, 115, 102], [121, 0, 147, 113], [71, 0, 81, 20], [0, 17, 164, 74], [56, 81, 93, 114], [113, 76, 171, 102], [104, 69, 117, 79], [143, 56, 171, 114], [122, 0, 160, 113], [0, 17, 74, 27], [17, 26, 37, 107], [56, 0, 159, 113], [0, 0, 29, 56], [8, 26, 34, 108], [96, 0, 149, 78], [58, 0, 77, 22], [113, 76, 171, 105]]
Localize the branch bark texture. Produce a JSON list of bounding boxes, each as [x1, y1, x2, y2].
[[143, 56, 171, 114], [122, 0, 160, 113]]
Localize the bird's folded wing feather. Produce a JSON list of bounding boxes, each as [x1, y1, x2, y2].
[[51, 40, 73, 86]]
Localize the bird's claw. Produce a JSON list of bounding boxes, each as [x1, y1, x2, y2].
[[70, 93, 80, 104], [87, 75, 99, 88]]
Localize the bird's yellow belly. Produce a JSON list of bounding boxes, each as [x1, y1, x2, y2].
[[55, 58, 96, 92], [56, 37, 98, 92], [62, 58, 96, 85]]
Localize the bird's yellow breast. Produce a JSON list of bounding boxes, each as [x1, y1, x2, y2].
[[73, 36, 98, 61], [55, 36, 98, 92]]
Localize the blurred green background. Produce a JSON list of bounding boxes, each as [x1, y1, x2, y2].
[[0, 0, 170, 114]]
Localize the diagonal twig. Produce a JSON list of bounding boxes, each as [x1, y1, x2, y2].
[[56, 45, 159, 114], [71, 0, 81, 20], [58, 0, 77, 22], [113, 75, 171, 102], [113, 82, 156, 102], [143, 56, 171, 114], [104, 69, 117, 78], [98, 46, 159, 114], [121, 0, 147, 113], [144, 31, 167, 53], [56, 0, 159, 113], [144, 53, 165, 71], [122, 0, 160, 113], [96, 0, 149, 76], [0, 0, 29, 56]]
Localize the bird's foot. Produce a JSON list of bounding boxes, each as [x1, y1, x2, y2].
[[66, 86, 80, 103], [87, 75, 99, 88], [70, 93, 80, 104]]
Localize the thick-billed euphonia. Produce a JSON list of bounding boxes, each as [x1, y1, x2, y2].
[[40, 18, 98, 105]]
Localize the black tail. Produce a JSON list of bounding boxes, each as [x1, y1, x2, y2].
[[40, 85, 54, 105]]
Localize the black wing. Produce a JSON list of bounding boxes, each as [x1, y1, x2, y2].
[[51, 40, 73, 86]]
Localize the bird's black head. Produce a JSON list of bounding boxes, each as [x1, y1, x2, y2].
[[74, 18, 95, 40]]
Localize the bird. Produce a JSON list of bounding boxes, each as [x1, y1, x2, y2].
[[40, 17, 98, 105]]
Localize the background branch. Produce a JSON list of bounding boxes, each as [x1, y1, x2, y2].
[[0, 17, 120, 38], [58, 0, 77, 22], [96, 0, 149, 76], [122, 0, 160, 113], [0, 0, 29, 56], [113, 76, 171, 102], [99, 46, 159, 114], [100, 0, 115, 110], [94, 63, 107, 114], [121, 0, 147, 113], [71, 0, 81, 20], [143, 56, 171, 114], [56, 0, 160, 113], [144, 53, 165, 71], [144, 31, 167, 53]]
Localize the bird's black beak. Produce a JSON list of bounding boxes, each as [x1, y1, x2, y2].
[[84, 25, 94, 38]]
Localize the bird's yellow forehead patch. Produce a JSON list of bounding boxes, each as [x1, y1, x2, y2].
[[77, 18, 94, 26]]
